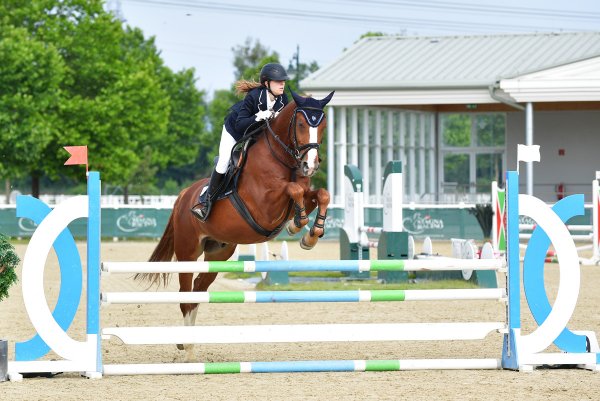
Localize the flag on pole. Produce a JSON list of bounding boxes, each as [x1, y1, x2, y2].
[[64, 145, 88, 174], [517, 144, 540, 163], [517, 144, 540, 173]]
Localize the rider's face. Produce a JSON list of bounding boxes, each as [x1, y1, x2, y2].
[[269, 80, 286, 96]]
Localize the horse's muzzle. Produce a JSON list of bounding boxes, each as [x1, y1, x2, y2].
[[301, 160, 319, 177]]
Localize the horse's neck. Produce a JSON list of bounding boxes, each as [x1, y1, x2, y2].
[[251, 133, 295, 180]]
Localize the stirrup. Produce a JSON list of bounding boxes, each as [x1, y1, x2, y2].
[[191, 204, 209, 222]]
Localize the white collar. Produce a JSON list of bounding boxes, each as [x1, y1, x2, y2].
[[266, 91, 276, 110]]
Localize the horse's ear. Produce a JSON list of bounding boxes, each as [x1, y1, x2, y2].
[[319, 91, 335, 108], [290, 89, 306, 107]]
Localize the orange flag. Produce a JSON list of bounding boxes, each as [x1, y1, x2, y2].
[[64, 146, 88, 172]]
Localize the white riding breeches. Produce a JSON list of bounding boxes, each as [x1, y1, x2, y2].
[[215, 125, 236, 174]]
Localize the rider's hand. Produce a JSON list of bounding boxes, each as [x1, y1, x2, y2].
[[255, 110, 274, 121]]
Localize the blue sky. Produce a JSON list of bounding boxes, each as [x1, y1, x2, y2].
[[114, 0, 600, 94]]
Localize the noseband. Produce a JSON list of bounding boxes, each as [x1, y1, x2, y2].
[[265, 106, 323, 170]]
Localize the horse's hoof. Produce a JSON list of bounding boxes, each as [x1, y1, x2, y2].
[[286, 222, 302, 236], [176, 344, 184, 350], [300, 237, 315, 250]]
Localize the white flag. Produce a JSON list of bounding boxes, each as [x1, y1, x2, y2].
[[517, 144, 540, 163]]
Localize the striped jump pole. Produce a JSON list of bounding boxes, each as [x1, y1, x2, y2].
[[104, 358, 502, 376], [101, 288, 506, 304], [101, 258, 504, 274]]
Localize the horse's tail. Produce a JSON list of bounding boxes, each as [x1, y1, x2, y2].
[[134, 210, 176, 288]]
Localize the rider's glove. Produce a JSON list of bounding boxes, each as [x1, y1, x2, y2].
[[255, 109, 274, 121]]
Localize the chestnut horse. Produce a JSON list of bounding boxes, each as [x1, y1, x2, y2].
[[138, 90, 334, 360]]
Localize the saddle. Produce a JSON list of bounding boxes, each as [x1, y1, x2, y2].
[[198, 133, 256, 206]]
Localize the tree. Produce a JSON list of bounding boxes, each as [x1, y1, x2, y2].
[[155, 67, 207, 177], [232, 37, 274, 80], [0, 24, 64, 197], [1, 1, 207, 200]]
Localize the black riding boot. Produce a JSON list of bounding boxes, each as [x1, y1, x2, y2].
[[191, 171, 226, 221]]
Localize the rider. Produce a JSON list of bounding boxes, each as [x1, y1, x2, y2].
[[191, 62, 290, 221]]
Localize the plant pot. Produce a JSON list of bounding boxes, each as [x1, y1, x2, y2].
[[0, 339, 7, 382]]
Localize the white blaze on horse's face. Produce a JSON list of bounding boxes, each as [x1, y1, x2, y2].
[[302, 126, 319, 177]]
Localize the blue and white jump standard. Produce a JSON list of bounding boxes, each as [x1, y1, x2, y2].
[[5, 167, 600, 379]]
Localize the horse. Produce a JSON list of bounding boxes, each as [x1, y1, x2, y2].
[[137, 90, 335, 360]]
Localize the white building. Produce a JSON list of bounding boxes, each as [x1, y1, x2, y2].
[[301, 32, 600, 205]]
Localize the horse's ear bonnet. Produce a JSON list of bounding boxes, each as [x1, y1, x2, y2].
[[290, 90, 335, 127]]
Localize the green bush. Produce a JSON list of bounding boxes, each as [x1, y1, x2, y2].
[[0, 234, 19, 302]]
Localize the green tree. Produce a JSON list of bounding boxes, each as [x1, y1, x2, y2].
[[1, 0, 207, 200], [232, 37, 273, 80], [0, 24, 64, 193], [156, 68, 207, 178]]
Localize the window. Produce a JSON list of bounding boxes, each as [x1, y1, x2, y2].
[[439, 113, 505, 201]]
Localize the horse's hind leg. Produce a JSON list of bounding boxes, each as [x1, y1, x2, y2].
[[180, 243, 237, 361], [177, 272, 197, 353]]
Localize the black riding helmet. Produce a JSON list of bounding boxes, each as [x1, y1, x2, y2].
[[259, 63, 290, 85]]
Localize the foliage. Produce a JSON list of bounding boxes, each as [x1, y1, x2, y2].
[[358, 31, 386, 40], [0, 234, 19, 302], [0, 24, 64, 179], [232, 37, 273, 80], [0, 0, 206, 199], [469, 203, 493, 239], [441, 114, 471, 147]]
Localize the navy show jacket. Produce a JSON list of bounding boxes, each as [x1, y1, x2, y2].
[[224, 87, 288, 140]]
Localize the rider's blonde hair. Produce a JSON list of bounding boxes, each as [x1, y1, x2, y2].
[[235, 80, 262, 95]]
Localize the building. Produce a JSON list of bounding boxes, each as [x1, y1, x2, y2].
[[301, 32, 600, 205]]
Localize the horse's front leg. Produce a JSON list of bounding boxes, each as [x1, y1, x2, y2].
[[285, 182, 309, 236], [300, 188, 330, 250]]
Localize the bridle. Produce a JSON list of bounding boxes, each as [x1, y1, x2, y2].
[[265, 106, 324, 171]]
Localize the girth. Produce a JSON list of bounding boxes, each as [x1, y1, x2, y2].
[[229, 187, 295, 239]]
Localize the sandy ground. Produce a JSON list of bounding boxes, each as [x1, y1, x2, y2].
[[1, 239, 600, 401]]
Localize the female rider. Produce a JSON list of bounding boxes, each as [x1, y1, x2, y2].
[[192, 62, 290, 221]]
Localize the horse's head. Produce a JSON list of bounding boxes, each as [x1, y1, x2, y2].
[[279, 90, 334, 177]]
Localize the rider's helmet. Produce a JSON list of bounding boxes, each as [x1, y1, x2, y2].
[[259, 63, 290, 85]]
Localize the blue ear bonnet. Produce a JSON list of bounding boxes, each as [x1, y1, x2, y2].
[[297, 106, 325, 127], [290, 89, 334, 127], [290, 91, 331, 127]]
